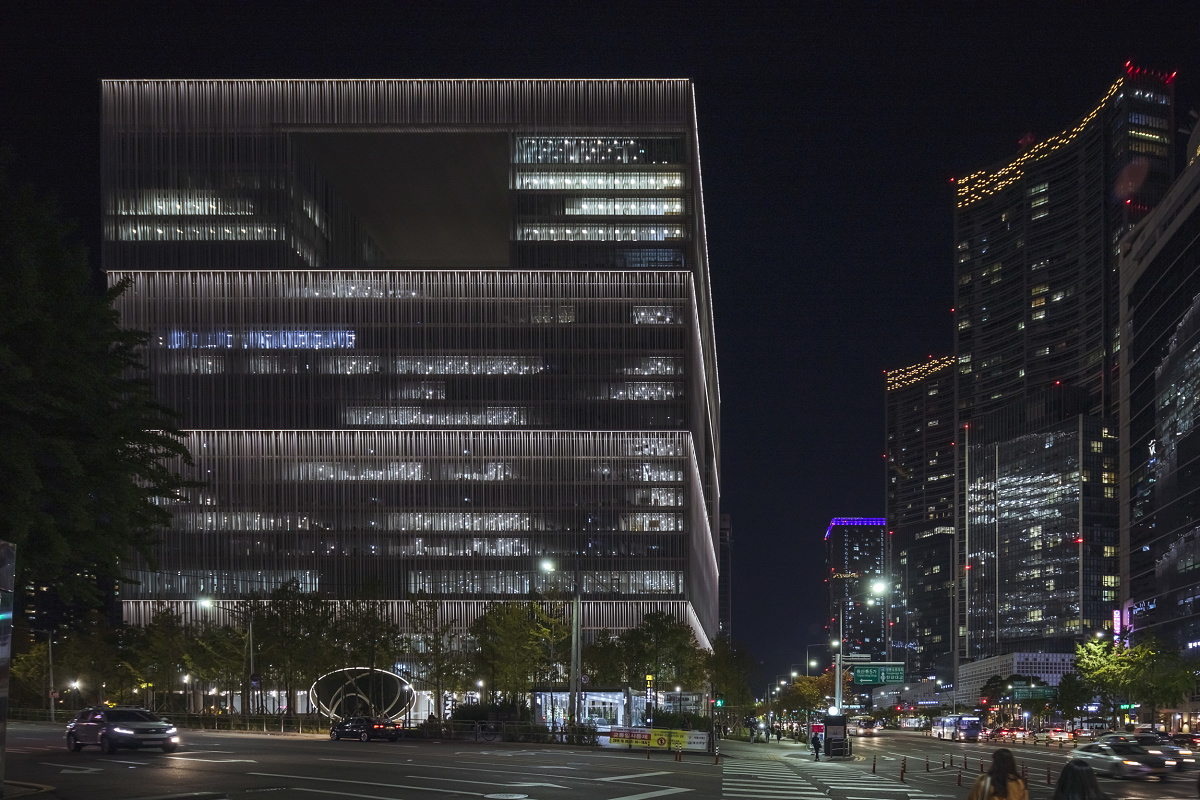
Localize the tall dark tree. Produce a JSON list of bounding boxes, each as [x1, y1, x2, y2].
[[0, 166, 192, 611]]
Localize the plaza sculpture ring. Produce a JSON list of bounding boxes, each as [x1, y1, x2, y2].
[[309, 667, 416, 722]]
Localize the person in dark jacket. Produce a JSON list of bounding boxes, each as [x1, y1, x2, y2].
[[811, 732, 822, 760]]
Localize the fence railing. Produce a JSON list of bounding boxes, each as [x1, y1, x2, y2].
[[11, 709, 601, 744]]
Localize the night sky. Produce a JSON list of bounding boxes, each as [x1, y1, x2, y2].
[[6, 2, 1200, 685]]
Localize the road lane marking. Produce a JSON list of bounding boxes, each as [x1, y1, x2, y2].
[[403, 775, 567, 790], [319, 757, 678, 787], [600, 772, 674, 781], [604, 789, 691, 800], [292, 789, 417, 799], [40, 763, 102, 774], [250, 772, 484, 795], [165, 756, 258, 762]]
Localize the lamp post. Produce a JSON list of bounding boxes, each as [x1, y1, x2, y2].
[[540, 559, 581, 728], [804, 644, 825, 676], [200, 599, 255, 717], [31, 628, 54, 723]]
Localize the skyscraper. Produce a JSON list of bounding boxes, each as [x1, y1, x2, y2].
[[1120, 123, 1200, 652], [884, 357, 955, 679], [826, 518, 887, 661], [953, 65, 1175, 663], [103, 79, 720, 645]]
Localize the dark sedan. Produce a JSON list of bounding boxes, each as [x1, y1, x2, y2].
[[329, 716, 399, 742]]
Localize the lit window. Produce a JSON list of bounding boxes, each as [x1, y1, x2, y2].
[[1032, 284, 1049, 295], [1027, 182, 1048, 195], [1032, 309, 1046, 320]]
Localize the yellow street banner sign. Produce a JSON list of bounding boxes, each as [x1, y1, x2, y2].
[[607, 727, 709, 750]]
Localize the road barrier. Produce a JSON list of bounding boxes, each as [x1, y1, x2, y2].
[[872, 756, 876, 774], [957, 770, 963, 786]]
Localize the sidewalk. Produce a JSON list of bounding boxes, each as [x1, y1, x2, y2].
[[716, 736, 816, 761]]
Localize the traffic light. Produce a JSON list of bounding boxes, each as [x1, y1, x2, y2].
[[716, 694, 725, 707]]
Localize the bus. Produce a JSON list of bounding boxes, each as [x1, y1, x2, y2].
[[934, 715, 982, 742]]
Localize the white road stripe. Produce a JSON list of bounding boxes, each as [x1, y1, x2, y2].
[[605, 789, 692, 800], [600, 771, 675, 781], [292, 789, 411, 800], [248, 772, 484, 796]]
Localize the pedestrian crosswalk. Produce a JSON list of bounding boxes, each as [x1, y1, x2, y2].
[[722, 760, 825, 799], [722, 755, 955, 800]]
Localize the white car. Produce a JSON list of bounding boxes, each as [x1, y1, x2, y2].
[[1073, 741, 1174, 779]]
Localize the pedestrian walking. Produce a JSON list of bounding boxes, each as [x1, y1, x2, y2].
[[1050, 759, 1107, 800], [966, 748, 1028, 800], [812, 732, 822, 761]]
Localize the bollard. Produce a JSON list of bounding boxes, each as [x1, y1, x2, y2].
[[950, 754, 955, 768], [900, 766, 905, 783], [715, 745, 720, 766], [647, 747, 651, 759], [1047, 767, 1052, 786], [957, 770, 962, 787], [980, 758, 984, 773], [926, 757, 930, 772], [872, 756, 876, 774], [902, 757, 907, 772], [1021, 764, 1027, 781], [676, 744, 682, 762], [942, 758, 946, 770]]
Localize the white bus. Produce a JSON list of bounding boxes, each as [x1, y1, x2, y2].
[[934, 715, 982, 742]]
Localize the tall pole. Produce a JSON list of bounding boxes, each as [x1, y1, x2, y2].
[[834, 607, 843, 714], [248, 613, 255, 715], [47, 631, 54, 723], [569, 589, 580, 726]]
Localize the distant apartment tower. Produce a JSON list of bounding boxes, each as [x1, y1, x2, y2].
[[953, 65, 1175, 662], [718, 513, 733, 638], [885, 357, 955, 680], [1120, 123, 1200, 652], [102, 79, 721, 645], [826, 518, 887, 661]]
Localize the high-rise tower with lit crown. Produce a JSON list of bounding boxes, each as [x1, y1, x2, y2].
[[952, 65, 1175, 664]]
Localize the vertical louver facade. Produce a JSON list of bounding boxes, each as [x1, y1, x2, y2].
[[102, 80, 720, 644]]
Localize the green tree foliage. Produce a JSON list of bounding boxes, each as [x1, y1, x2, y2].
[[0, 167, 192, 609], [704, 635, 754, 709], [1054, 673, 1092, 726], [402, 598, 467, 719]]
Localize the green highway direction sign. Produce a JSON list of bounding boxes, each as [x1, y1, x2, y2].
[[1012, 686, 1056, 700], [851, 663, 905, 685]]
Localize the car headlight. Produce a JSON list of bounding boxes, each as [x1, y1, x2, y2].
[[1148, 749, 1162, 753], [1167, 760, 1177, 766], [112, 727, 135, 735], [170, 736, 180, 743], [1123, 760, 1139, 765], [165, 727, 177, 734], [1179, 750, 1192, 755]]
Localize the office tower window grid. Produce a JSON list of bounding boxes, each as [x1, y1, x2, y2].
[[826, 518, 888, 662], [102, 79, 720, 644], [953, 66, 1173, 662]]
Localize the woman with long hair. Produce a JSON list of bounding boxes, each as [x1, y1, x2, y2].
[[1050, 759, 1107, 800], [967, 748, 1028, 800]]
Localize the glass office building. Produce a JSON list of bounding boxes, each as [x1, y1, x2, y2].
[[1120, 124, 1200, 652], [826, 518, 888, 661], [102, 80, 720, 644], [952, 65, 1174, 664], [884, 358, 955, 679]]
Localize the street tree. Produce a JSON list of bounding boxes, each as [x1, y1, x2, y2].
[[402, 598, 467, 720], [1054, 673, 1092, 727], [0, 167, 193, 611]]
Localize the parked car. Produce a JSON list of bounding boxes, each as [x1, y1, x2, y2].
[[1099, 733, 1196, 769], [1073, 741, 1175, 779], [329, 716, 399, 742], [1173, 732, 1200, 748], [65, 706, 180, 753]]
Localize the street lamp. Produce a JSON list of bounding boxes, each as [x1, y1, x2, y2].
[[200, 598, 256, 717], [540, 559, 581, 728]]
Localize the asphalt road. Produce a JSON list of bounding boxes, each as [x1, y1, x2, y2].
[[5, 723, 1198, 800]]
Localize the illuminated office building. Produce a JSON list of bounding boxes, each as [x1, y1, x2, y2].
[[826, 518, 887, 662], [953, 65, 1175, 662], [1120, 123, 1200, 653], [103, 79, 720, 644], [884, 357, 955, 679]]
